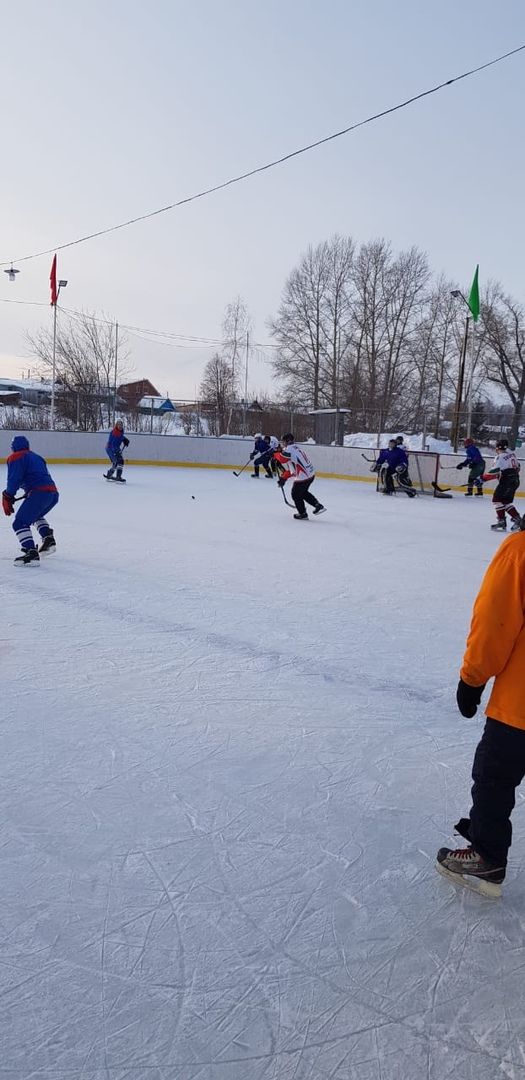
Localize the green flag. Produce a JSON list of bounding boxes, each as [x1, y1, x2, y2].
[[468, 265, 480, 322]]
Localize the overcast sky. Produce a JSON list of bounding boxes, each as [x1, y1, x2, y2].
[[1, 1, 524, 399]]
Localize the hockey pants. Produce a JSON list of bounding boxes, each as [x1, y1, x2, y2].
[[13, 491, 59, 550], [292, 477, 321, 515]]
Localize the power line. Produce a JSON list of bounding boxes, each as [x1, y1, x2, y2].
[[1, 43, 523, 268]]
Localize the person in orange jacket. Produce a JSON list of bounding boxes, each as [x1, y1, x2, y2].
[[436, 519, 525, 897]]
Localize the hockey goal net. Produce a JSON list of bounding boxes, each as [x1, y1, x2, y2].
[[407, 451, 440, 495]]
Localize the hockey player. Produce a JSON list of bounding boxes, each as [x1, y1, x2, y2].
[[2, 435, 59, 566], [456, 437, 485, 496], [249, 434, 273, 478], [372, 440, 396, 493], [383, 441, 416, 498], [275, 434, 325, 519], [267, 435, 282, 477], [105, 420, 129, 482], [483, 439, 520, 531], [436, 519, 525, 897]]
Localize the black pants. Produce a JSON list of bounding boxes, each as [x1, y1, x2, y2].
[[460, 718, 525, 872], [254, 452, 272, 477], [292, 477, 320, 515]]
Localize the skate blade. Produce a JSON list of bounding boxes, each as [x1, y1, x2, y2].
[[436, 860, 502, 899], [39, 548, 56, 558], [14, 561, 40, 568]]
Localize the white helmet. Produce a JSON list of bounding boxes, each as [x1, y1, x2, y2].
[[254, 432, 262, 439]]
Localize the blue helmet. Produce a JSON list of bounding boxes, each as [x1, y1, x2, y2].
[[11, 435, 30, 452]]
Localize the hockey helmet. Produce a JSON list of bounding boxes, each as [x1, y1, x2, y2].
[[254, 432, 263, 440], [496, 438, 509, 450], [11, 435, 30, 452], [115, 420, 124, 430], [281, 433, 294, 445]]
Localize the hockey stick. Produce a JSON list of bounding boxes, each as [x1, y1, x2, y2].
[[279, 483, 295, 508], [431, 481, 452, 494], [232, 458, 252, 478], [361, 453, 377, 463]]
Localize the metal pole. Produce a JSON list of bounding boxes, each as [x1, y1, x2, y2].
[[50, 301, 58, 430], [466, 318, 476, 438], [113, 322, 119, 425], [451, 316, 470, 452], [150, 397, 154, 434], [242, 331, 249, 436]]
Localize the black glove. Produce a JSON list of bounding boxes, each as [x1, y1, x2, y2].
[[456, 678, 485, 718], [122, 436, 130, 448], [456, 463, 465, 470], [2, 490, 14, 516], [277, 477, 286, 488], [249, 452, 255, 460]]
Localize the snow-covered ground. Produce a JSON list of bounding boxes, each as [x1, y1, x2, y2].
[[3, 465, 525, 1080]]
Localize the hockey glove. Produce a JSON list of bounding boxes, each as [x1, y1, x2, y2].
[[2, 490, 14, 516], [456, 463, 465, 470], [482, 472, 498, 482], [122, 436, 130, 448], [456, 678, 486, 718], [277, 477, 286, 488], [249, 452, 255, 460]]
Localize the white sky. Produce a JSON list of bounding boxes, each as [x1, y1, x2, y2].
[[1, 1, 524, 398]]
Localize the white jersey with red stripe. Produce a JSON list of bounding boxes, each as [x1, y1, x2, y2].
[[493, 450, 520, 473], [281, 443, 315, 481]]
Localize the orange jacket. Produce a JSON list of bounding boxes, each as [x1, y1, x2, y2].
[[461, 532, 525, 730]]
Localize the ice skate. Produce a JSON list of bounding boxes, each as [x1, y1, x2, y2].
[[14, 547, 40, 567], [436, 845, 503, 899], [39, 533, 56, 556], [475, 489, 483, 496], [293, 512, 308, 520], [491, 520, 507, 531], [511, 518, 523, 532], [312, 504, 326, 515]]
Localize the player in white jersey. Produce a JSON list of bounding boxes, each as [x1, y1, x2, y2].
[[483, 439, 521, 532], [275, 434, 326, 519]]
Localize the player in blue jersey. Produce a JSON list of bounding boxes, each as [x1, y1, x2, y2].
[[2, 436, 59, 566], [456, 438, 486, 496]]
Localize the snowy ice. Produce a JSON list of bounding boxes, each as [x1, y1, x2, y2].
[[3, 465, 525, 1079]]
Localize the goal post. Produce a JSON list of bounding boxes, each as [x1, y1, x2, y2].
[[408, 451, 440, 495]]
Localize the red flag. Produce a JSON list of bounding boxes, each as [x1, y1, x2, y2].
[[50, 255, 57, 306]]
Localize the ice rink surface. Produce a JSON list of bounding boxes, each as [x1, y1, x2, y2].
[[2, 464, 525, 1080]]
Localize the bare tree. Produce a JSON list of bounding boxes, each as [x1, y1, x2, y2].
[[483, 286, 525, 445], [199, 352, 237, 435], [222, 297, 252, 432], [345, 240, 429, 430], [28, 311, 130, 431], [271, 238, 354, 407]]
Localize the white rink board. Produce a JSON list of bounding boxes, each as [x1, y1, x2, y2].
[[2, 429, 509, 492], [2, 463, 525, 1080]]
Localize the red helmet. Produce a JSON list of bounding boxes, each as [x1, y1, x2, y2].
[[463, 437, 474, 446]]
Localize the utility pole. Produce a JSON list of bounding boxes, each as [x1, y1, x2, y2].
[[451, 315, 470, 452], [242, 331, 249, 436], [113, 322, 119, 425]]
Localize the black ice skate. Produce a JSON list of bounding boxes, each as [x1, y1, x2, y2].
[[14, 547, 40, 567], [39, 533, 56, 556], [293, 512, 308, 520], [475, 489, 483, 496], [491, 520, 507, 531], [313, 505, 326, 515], [436, 845, 504, 899]]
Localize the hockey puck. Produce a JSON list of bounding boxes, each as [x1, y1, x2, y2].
[[191, 495, 195, 499]]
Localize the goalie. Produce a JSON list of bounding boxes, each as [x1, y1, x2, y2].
[[372, 439, 416, 498]]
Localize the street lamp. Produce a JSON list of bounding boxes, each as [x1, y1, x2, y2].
[[450, 290, 475, 450], [50, 280, 68, 430], [4, 265, 20, 283]]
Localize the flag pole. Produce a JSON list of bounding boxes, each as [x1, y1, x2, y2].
[[466, 318, 476, 438], [50, 301, 58, 431]]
